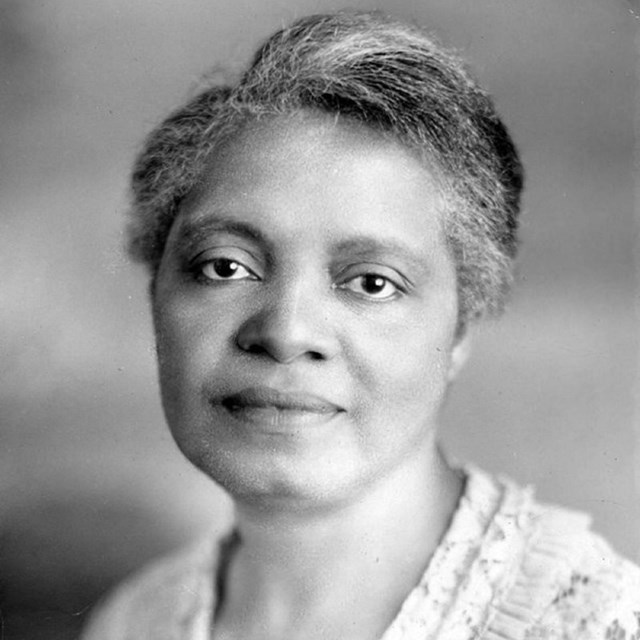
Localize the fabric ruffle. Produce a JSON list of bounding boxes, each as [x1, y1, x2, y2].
[[381, 467, 640, 640], [82, 467, 640, 640]]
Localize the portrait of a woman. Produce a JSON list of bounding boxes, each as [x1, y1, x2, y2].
[[72, 10, 640, 640]]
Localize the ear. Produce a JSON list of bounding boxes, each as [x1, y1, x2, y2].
[[448, 329, 472, 382]]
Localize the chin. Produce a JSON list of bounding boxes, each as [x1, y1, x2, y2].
[[182, 441, 364, 511]]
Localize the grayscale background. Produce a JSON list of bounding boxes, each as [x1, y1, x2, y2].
[[1, 1, 638, 638]]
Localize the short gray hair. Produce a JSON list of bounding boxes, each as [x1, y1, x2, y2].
[[128, 10, 523, 327]]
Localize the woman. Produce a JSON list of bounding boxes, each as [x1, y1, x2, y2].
[[82, 11, 640, 640]]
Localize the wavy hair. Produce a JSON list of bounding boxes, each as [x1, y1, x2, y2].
[[127, 11, 523, 327]]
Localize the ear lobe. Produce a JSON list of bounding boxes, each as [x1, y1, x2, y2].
[[448, 331, 472, 381]]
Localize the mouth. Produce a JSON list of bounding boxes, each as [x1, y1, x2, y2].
[[216, 386, 344, 429]]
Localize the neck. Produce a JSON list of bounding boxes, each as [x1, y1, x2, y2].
[[214, 446, 463, 640]]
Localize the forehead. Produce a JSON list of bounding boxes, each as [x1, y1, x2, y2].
[[175, 113, 451, 258]]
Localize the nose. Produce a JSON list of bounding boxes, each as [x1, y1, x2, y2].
[[235, 285, 340, 364]]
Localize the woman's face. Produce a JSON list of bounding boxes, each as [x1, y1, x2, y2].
[[153, 114, 467, 509]]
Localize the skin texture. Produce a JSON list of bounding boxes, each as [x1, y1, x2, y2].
[[153, 113, 468, 510], [152, 113, 470, 638]]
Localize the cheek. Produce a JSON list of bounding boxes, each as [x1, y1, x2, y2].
[[348, 308, 456, 417], [383, 339, 450, 407], [152, 297, 236, 469], [153, 295, 229, 409]]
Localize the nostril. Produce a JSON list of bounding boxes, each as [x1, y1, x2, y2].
[[243, 343, 268, 355], [235, 312, 337, 363]]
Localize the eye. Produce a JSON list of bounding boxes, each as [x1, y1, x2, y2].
[[338, 273, 401, 300], [198, 257, 258, 282]]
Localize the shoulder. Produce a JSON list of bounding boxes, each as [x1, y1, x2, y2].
[[80, 534, 221, 640], [522, 503, 640, 639], [472, 470, 640, 639]]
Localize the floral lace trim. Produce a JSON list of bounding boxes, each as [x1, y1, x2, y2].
[[382, 467, 640, 640], [83, 468, 640, 640]]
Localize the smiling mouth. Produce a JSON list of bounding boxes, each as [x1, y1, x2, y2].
[[217, 386, 343, 428]]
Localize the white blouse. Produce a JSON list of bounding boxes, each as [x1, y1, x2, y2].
[[81, 467, 640, 640]]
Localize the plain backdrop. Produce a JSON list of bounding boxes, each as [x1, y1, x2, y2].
[[0, 0, 638, 637]]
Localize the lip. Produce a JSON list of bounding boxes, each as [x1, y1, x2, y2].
[[220, 386, 342, 413], [214, 386, 344, 429]]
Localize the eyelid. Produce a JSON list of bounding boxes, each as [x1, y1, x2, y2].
[[188, 246, 264, 281], [334, 263, 409, 291], [202, 259, 258, 281], [336, 276, 399, 301], [333, 264, 411, 303], [188, 244, 261, 267]]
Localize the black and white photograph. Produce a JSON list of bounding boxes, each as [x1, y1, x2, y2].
[[1, 1, 638, 638]]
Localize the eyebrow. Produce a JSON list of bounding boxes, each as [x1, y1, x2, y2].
[[171, 214, 432, 277], [171, 215, 267, 254], [332, 236, 432, 277]]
